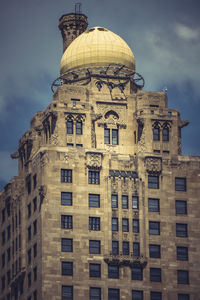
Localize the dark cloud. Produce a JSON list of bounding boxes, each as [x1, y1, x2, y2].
[[0, 0, 199, 190]]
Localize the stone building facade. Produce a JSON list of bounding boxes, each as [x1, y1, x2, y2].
[[0, 11, 200, 300]]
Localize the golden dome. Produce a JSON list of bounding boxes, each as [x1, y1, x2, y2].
[[60, 27, 135, 76]]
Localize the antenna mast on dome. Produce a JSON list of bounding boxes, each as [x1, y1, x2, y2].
[[75, 3, 82, 14]]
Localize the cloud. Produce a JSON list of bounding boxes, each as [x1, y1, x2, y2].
[[175, 23, 199, 41]]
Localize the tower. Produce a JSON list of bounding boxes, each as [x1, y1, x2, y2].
[[58, 4, 88, 53], [0, 9, 200, 300]]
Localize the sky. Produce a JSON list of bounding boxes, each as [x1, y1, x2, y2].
[[0, 0, 200, 190]]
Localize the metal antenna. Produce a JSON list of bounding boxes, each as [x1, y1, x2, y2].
[[75, 3, 82, 14]]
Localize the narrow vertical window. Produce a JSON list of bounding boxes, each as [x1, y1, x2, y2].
[[67, 120, 73, 134], [104, 128, 110, 144], [111, 194, 118, 208], [162, 126, 169, 141], [153, 124, 160, 141], [112, 129, 118, 145], [76, 120, 82, 135]]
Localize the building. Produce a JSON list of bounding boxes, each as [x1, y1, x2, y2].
[[1, 9, 200, 300]]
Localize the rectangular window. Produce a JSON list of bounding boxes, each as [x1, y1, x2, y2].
[[148, 175, 159, 189], [33, 290, 37, 300], [2, 253, 5, 268], [175, 177, 186, 191], [178, 294, 190, 300], [62, 285, 73, 300], [132, 267, 143, 280], [61, 192, 72, 206], [176, 200, 187, 214], [132, 196, 139, 209], [26, 175, 31, 194], [122, 218, 129, 232], [33, 197, 37, 211], [61, 215, 73, 229], [150, 292, 162, 300], [28, 226, 31, 241], [89, 217, 100, 231], [67, 120, 73, 134], [2, 230, 5, 245], [177, 247, 188, 261], [104, 128, 110, 144], [89, 171, 100, 184], [112, 129, 119, 145], [108, 288, 120, 300], [7, 225, 11, 240], [89, 263, 101, 278], [28, 203, 31, 218], [133, 219, 139, 233], [28, 249, 31, 264], [148, 198, 160, 212], [89, 240, 101, 254], [33, 243, 37, 257], [28, 272, 31, 287], [90, 287, 101, 300], [108, 265, 119, 279], [150, 268, 161, 282], [76, 121, 82, 135], [61, 169, 72, 183], [33, 220, 37, 235], [149, 244, 161, 258], [111, 194, 118, 208], [112, 218, 118, 231], [33, 266, 37, 281], [149, 221, 160, 235], [122, 195, 128, 209], [33, 174, 37, 189], [176, 223, 187, 237], [123, 241, 129, 255], [7, 270, 11, 284], [7, 248, 11, 262], [61, 238, 73, 252], [133, 242, 140, 257], [177, 270, 189, 284], [112, 241, 119, 255], [62, 261, 73, 276], [89, 194, 100, 208], [2, 208, 5, 223], [132, 290, 143, 300]]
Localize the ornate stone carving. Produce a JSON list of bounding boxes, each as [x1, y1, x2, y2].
[[96, 102, 127, 128], [111, 177, 118, 192], [40, 151, 49, 167], [86, 152, 102, 169], [39, 185, 47, 210], [145, 156, 162, 174], [104, 253, 147, 269], [49, 133, 58, 145], [121, 178, 129, 192], [91, 114, 102, 148]]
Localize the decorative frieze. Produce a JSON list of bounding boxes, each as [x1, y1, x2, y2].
[[104, 253, 147, 269], [109, 170, 138, 178], [145, 156, 162, 174]]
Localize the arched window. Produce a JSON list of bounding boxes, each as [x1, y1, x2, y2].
[[162, 126, 169, 141], [153, 124, 160, 141], [76, 120, 82, 135], [66, 119, 73, 134]]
